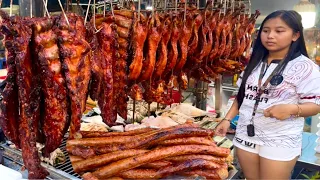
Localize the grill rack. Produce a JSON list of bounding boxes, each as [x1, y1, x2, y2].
[[54, 135, 81, 179], [0, 135, 80, 180]]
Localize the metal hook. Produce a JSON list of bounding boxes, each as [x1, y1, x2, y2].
[[93, 0, 103, 33]]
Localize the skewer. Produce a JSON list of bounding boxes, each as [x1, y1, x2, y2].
[[151, 0, 155, 20], [168, 89, 172, 108], [178, 85, 181, 104], [84, 0, 92, 25], [132, 98, 136, 123], [30, 0, 32, 18], [103, 0, 106, 17], [147, 104, 150, 117], [42, 0, 50, 18], [110, 0, 114, 17], [175, 0, 177, 14], [138, 0, 141, 21], [58, 0, 70, 26], [231, 0, 234, 12], [183, 0, 187, 23], [9, 0, 12, 16], [164, 0, 167, 11]]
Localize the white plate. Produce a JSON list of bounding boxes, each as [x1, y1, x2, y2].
[[0, 165, 22, 180]]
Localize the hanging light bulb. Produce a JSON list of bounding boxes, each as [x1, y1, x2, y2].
[[294, 0, 316, 29]]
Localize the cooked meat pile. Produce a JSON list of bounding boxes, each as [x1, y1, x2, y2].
[[0, 1, 258, 178], [68, 124, 231, 180]]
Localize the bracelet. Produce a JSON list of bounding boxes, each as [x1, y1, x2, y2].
[[295, 104, 302, 117], [222, 118, 231, 122]]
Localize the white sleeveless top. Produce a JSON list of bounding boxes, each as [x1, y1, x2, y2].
[[236, 55, 320, 148]]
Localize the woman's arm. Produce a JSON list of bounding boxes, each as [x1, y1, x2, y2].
[[290, 103, 320, 117], [215, 99, 239, 136], [264, 103, 320, 120]]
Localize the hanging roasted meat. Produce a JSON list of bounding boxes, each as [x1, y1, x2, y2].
[[14, 16, 49, 179], [229, 16, 242, 59], [216, 10, 232, 59], [33, 18, 70, 157], [138, 12, 162, 82], [163, 15, 180, 79], [0, 11, 20, 149], [128, 13, 148, 82], [192, 6, 214, 64], [174, 13, 193, 73], [129, 84, 144, 101], [116, 47, 129, 120], [243, 10, 260, 59], [209, 12, 225, 61], [222, 9, 241, 59], [96, 19, 118, 126], [87, 23, 103, 101], [174, 12, 193, 90], [54, 13, 91, 138], [153, 14, 172, 81], [114, 14, 133, 29], [188, 11, 204, 56]]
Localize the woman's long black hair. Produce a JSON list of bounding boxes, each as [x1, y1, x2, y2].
[[236, 10, 309, 109]]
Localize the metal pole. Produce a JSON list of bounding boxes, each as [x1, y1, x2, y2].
[[19, 0, 44, 17], [215, 75, 222, 117]]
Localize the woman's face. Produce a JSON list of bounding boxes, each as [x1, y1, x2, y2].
[[260, 17, 300, 53]]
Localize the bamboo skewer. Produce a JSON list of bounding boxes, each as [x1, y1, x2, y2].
[[84, 0, 92, 25], [9, 0, 12, 16], [58, 0, 70, 26]]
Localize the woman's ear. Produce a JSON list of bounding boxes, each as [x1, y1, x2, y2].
[[292, 31, 300, 42]]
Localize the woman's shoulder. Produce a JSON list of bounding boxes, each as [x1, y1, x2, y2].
[[285, 55, 320, 83], [288, 55, 318, 68]]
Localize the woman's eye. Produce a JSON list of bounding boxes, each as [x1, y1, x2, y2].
[[262, 30, 268, 33], [276, 31, 284, 33]]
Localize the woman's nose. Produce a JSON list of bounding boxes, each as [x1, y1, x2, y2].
[[267, 31, 275, 39]]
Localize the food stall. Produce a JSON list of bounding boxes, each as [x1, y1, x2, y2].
[[0, 0, 260, 179]]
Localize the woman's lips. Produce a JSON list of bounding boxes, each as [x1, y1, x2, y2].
[[266, 42, 276, 46]]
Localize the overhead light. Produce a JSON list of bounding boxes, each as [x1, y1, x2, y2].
[[146, 6, 153, 10], [294, 0, 316, 29]]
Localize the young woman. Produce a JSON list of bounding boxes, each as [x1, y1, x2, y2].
[[215, 10, 320, 179]]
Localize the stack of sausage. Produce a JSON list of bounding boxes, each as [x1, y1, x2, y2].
[[66, 124, 231, 179]]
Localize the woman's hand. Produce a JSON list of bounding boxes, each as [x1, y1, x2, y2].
[[215, 120, 231, 136], [263, 104, 297, 120]]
